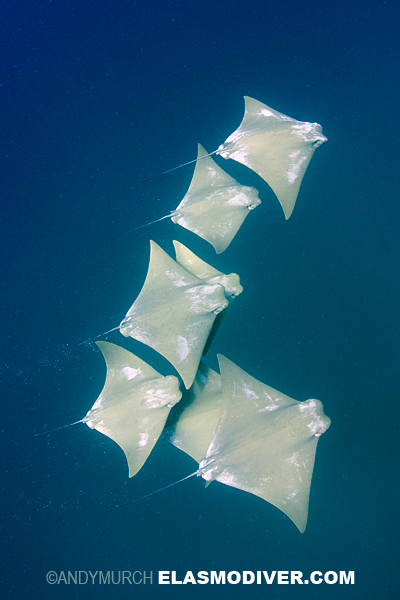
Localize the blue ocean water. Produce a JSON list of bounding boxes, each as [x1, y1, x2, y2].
[[1, 0, 399, 598]]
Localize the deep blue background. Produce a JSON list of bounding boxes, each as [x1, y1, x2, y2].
[[1, 0, 399, 598]]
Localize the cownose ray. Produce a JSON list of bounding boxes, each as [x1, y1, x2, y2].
[[137, 144, 261, 253], [173, 240, 242, 355], [35, 341, 182, 478], [106, 362, 223, 514], [119, 240, 228, 388], [142, 97, 327, 220], [170, 144, 261, 253], [166, 355, 330, 532], [164, 361, 222, 463], [215, 96, 328, 219]]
